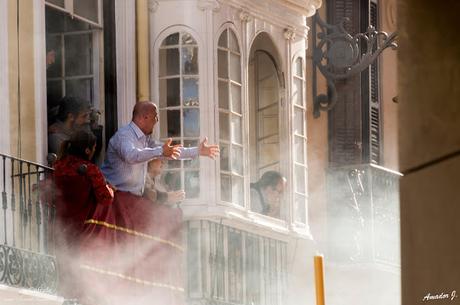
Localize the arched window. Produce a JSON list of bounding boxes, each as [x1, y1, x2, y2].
[[292, 57, 307, 223], [218, 29, 243, 205], [158, 31, 200, 199]]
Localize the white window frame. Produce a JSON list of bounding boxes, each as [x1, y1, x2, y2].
[[292, 56, 307, 225], [45, 0, 103, 28], [217, 27, 245, 208]]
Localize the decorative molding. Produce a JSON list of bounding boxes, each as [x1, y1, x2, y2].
[[239, 9, 252, 23], [197, 0, 220, 12], [148, 0, 159, 13], [283, 27, 296, 40]]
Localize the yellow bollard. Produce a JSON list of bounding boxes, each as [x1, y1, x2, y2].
[[314, 255, 326, 305]]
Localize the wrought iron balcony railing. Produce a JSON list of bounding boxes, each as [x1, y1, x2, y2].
[[0, 153, 57, 294]]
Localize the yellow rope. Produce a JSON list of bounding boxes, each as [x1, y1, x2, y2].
[[84, 219, 184, 251], [80, 264, 184, 292]]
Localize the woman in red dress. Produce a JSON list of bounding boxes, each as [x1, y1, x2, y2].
[[54, 130, 114, 304]]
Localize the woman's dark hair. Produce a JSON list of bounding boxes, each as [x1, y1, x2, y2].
[[57, 96, 90, 122], [251, 171, 284, 190], [60, 130, 96, 160]]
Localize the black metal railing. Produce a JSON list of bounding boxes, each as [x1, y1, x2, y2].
[[0, 153, 57, 293], [326, 163, 401, 266]]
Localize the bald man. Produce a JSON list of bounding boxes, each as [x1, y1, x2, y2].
[[101, 101, 219, 196]]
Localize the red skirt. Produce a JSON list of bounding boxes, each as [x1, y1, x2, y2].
[[75, 191, 185, 305]]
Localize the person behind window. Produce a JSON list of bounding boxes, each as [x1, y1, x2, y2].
[[48, 96, 91, 155], [144, 159, 185, 206], [250, 171, 287, 219]]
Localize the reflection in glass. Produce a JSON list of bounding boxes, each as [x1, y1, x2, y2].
[[183, 109, 200, 137], [162, 33, 179, 46], [292, 78, 303, 106], [231, 116, 242, 144], [74, 0, 99, 23], [294, 136, 305, 164], [66, 78, 93, 102], [159, 78, 180, 108], [219, 113, 230, 141], [163, 170, 181, 191], [182, 47, 198, 75], [159, 48, 179, 76], [295, 193, 306, 223], [182, 32, 197, 45], [294, 108, 304, 136], [295, 58, 303, 77], [161, 110, 180, 138], [185, 171, 200, 198], [230, 53, 241, 83], [221, 174, 231, 202], [220, 143, 230, 171], [232, 146, 243, 175], [231, 84, 241, 114], [65, 34, 92, 76], [184, 140, 200, 169], [218, 81, 229, 110], [295, 165, 306, 194], [229, 31, 239, 53], [183, 78, 199, 106], [232, 177, 244, 206], [218, 50, 228, 79], [218, 30, 228, 48]]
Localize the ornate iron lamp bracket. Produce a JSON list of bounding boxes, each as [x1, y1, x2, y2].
[[312, 12, 398, 118]]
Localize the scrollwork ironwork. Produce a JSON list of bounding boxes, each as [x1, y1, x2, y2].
[[312, 12, 398, 117]]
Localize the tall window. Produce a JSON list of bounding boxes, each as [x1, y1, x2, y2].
[[45, 5, 101, 125], [217, 29, 243, 205], [158, 32, 200, 199], [292, 58, 307, 224]]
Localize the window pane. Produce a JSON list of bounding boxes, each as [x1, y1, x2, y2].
[[182, 47, 198, 75], [182, 32, 197, 45], [46, 0, 64, 7], [230, 53, 241, 83], [183, 78, 199, 106], [230, 84, 241, 114], [295, 165, 306, 194], [47, 80, 63, 120], [292, 78, 303, 106], [65, 34, 92, 76], [294, 136, 305, 164], [159, 78, 180, 108], [65, 78, 92, 103], [160, 109, 181, 138], [229, 31, 239, 53], [218, 81, 229, 110], [295, 58, 303, 77], [218, 30, 228, 48], [46, 35, 62, 78], [219, 113, 230, 141], [74, 0, 99, 23], [218, 49, 228, 79], [220, 143, 230, 171], [45, 8, 65, 33], [185, 171, 200, 198], [232, 146, 243, 175], [294, 108, 305, 136], [159, 48, 179, 76], [232, 177, 244, 206], [295, 194, 306, 223], [162, 33, 179, 46], [231, 115, 242, 145], [184, 140, 200, 169], [183, 109, 200, 137], [162, 170, 181, 191], [221, 174, 231, 202]]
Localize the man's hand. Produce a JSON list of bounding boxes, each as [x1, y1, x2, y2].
[[163, 138, 182, 159], [199, 137, 220, 159], [167, 190, 186, 205]]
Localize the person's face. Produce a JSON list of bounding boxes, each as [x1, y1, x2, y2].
[[264, 179, 286, 203], [73, 110, 91, 127], [142, 106, 159, 135], [148, 159, 165, 177]]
